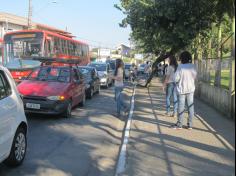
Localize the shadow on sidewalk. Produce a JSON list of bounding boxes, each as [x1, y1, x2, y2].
[[124, 82, 235, 176]]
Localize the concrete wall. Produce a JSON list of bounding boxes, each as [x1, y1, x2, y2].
[[196, 82, 235, 119]]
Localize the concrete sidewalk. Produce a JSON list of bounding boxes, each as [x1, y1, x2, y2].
[[120, 78, 235, 176]]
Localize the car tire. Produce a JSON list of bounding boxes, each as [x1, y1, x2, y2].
[[79, 94, 86, 107], [4, 127, 27, 167], [63, 101, 72, 118]]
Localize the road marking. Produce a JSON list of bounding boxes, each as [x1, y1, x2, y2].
[[195, 114, 235, 151], [115, 85, 136, 176]]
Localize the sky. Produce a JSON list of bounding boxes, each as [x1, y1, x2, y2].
[[0, 0, 131, 49]]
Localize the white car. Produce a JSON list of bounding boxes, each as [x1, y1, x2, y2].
[[88, 63, 113, 88], [0, 65, 27, 166]]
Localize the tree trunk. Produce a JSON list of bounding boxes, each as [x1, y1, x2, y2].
[[214, 22, 222, 87], [206, 38, 212, 82], [145, 51, 173, 87]]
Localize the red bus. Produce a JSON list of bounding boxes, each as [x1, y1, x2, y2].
[[0, 38, 3, 65], [3, 30, 90, 82]]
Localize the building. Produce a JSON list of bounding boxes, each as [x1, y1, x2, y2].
[[117, 44, 131, 57], [0, 12, 72, 38]]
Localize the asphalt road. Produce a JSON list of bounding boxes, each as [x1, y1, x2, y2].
[[0, 86, 132, 176]]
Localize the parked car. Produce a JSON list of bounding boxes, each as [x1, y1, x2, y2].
[[17, 65, 86, 118], [138, 64, 146, 75], [0, 65, 28, 166], [125, 64, 132, 79], [78, 66, 100, 99], [106, 59, 116, 73], [88, 62, 113, 88]]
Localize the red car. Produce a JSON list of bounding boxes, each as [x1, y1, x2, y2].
[[17, 65, 86, 118]]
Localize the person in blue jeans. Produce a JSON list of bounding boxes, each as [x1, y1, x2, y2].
[[163, 55, 178, 117], [171, 51, 197, 130], [111, 59, 128, 118]]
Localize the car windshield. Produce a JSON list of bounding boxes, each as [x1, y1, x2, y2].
[[125, 65, 131, 69], [78, 68, 92, 81], [89, 64, 106, 71], [108, 62, 116, 70], [140, 64, 146, 68], [5, 59, 41, 69], [27, 67, 71, 82]]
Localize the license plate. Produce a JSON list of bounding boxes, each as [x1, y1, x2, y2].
[[26, 103, 40, 110]]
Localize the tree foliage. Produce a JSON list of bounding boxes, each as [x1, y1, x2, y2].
[[117, 0, 234, 54], [116, 0, 235, 86]]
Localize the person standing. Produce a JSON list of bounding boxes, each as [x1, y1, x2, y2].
[[163, 56, 178, 117], [171, 51, 197, 130], [112, 59, 128, 118], [144, 61, 151, 80]]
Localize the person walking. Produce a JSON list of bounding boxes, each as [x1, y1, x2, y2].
[[163, 55, 178, 117], [171, 51, 197, 130], [112, 59, 128, 118]]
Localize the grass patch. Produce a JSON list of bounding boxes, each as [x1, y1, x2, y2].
[[210, 70, 230, 89]]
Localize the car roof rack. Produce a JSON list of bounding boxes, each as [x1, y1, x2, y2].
[[30, 57, 81, 65]]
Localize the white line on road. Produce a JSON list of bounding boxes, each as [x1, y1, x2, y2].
[[115, 85, 136, 176]]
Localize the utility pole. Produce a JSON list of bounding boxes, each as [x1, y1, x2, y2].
[[28, 0, 32, 29]]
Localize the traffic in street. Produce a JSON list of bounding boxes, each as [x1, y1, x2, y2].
[[0, 1, 235, 176], [0, 84, 133, 176]]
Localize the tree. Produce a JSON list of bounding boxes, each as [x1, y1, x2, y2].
[[116, 0, 235, 86]]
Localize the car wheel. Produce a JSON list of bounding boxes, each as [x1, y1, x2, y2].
[[79, 94, 86, 107], [63, 101, 72, 118], [4, 127, 27, 167]]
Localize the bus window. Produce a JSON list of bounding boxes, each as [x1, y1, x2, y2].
[[44, 39, 52, 57], [63, 40, 68, 55], [69, 42, 74, 56], [76, 44, 82, 57], [4, 32, 43, 60], [54, 37, 61, 55], [71, 43, 76, 56]]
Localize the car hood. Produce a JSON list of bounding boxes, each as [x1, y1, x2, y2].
[[17, 80, 70, 97]]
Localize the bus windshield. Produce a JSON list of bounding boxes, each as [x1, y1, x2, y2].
[[3, 32, 43, 65], [7, 38, 42, 58]]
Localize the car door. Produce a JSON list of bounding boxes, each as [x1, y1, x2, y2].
[[77, 69, 85, 100], [0, 71, 16, 160], [91, 69, 97, 91], [71, 69, 81, 106]]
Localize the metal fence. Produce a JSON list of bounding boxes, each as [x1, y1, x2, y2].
[[197, 58, 232, 90]]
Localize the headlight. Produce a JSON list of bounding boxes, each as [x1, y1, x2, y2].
[[101, 78, 107, 82], [47, 96, 65, 101]]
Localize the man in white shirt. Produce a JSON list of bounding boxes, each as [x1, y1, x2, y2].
[[171, 51, 197, 130]]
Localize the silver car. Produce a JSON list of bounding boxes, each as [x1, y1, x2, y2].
[[88, 63, 113, 88]]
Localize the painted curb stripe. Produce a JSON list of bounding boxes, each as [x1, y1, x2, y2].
[[115, 85, 136, 176]]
